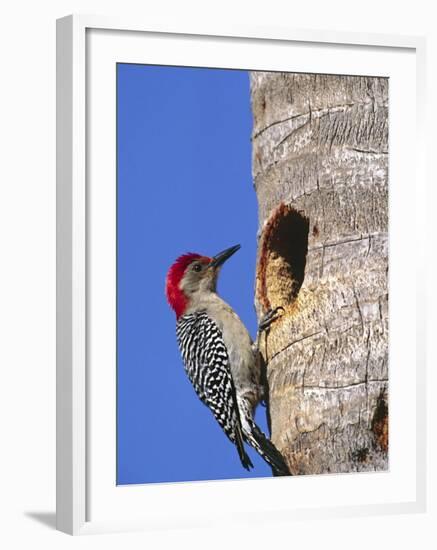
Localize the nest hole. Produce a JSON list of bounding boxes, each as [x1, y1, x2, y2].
[[257, 203, 309, 312]]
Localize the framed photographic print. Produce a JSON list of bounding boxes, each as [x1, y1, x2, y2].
[[56, 15, 427, 535]]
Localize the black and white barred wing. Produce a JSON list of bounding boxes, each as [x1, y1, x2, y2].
[[176, 311, 253, 470]]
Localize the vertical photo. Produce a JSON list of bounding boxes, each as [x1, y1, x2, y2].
[[116, 64, 388, 484]]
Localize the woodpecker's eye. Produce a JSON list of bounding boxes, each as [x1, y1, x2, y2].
[[193, 263, 202, 273]]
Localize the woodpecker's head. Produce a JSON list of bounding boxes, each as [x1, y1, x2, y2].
[[166, 244, 241, 318]]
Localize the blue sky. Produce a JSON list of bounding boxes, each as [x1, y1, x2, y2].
[[117, 64, 271, 484]]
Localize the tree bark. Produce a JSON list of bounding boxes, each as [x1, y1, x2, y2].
[[250, 73, 388, 475]]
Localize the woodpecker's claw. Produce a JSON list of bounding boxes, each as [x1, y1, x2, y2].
[[258, 307, 285, 332]]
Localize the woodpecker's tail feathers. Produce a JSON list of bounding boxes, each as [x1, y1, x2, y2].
[[237, 396, 291, 476], [247, 423, 291, 476], [235, 424, 254, 471]]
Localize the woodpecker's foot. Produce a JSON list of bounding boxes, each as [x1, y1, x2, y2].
[[259, 307, 284, 332]]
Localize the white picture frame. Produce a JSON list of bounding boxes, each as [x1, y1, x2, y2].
[[56, 14, 427, 535]]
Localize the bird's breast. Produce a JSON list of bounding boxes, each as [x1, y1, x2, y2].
[[204, 303, 258, 393]]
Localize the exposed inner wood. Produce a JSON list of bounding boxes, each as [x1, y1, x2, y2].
[[256, 203, 309, 313]]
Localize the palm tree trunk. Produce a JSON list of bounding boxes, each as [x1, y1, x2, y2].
[[250, 72, 389, 474]]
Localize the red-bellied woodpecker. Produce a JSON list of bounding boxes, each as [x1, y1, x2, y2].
[[165, 244, 290, 476]]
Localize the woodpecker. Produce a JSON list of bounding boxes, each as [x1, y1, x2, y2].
[[166, 244, 290, 476]]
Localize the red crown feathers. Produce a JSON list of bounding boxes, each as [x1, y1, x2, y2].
[[165, 253, 210, 318]]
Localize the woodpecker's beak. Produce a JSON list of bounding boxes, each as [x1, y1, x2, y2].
[[209, 244, 241, 268]]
